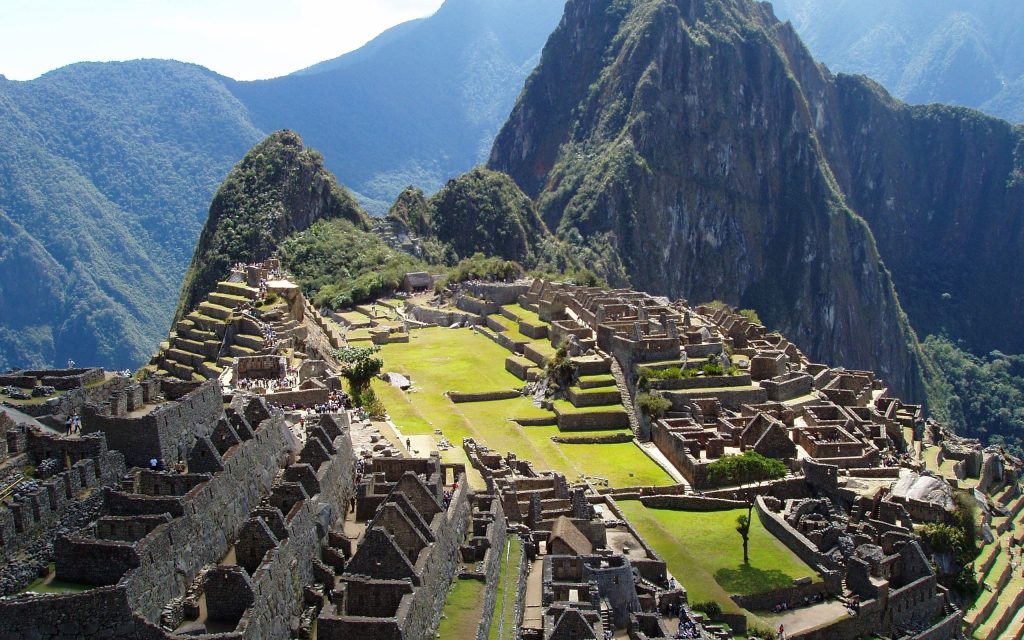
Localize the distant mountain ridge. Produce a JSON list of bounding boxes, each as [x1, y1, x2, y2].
[[0, 0, 565, 371], [770, 0, 1024, 123]]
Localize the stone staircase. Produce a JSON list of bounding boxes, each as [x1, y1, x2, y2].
[[147, 281, 265, 382]]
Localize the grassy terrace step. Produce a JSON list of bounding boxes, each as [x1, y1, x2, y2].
[[578, 374, 617, 389], [216, 281, 259, 299], [977, 573, 1024, 638], [228, 344, 257, 357], [234, 334, 265, 350], [568, 386, 621, 408], [208, 292, 251, 308], [198, 301, 234, 321], [1003, 604, 1024, 640], [976, 543, 1003, 579], [171, 337, 205, 353], [523, 340, 557, 367], [502, 303, 545, 326]]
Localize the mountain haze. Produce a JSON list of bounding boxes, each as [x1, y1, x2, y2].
[[770, 0, 1024, 123], [0, 0, 564, 371]]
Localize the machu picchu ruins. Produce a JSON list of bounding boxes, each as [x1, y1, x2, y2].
[[2, 262, 1017, 640]]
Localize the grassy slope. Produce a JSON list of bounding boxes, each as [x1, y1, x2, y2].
[[437, 578, 488, 639], [617, 502, 821, 615]]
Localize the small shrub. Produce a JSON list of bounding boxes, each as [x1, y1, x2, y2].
[[691, 601, 722, 618], [637, 393, 672, 419], [738, 308, 763, 326], [747, 624, 777, 640]]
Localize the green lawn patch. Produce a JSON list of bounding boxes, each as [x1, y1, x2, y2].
[[488, 536, 522, 640], [616, 502, 820, 615], [552, 399, 627, 415], [438, 577, 487, 639], [374, 328, 672, 488], [502, 304, 544, 326]]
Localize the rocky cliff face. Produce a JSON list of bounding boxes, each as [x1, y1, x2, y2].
[[175, 131, 368, 320], [490, 0, 929, 399], [810, 77, 1024, 356]]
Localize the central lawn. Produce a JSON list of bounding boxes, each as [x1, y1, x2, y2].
[[379, 328, 523, 394], [438, 577, 487, 639], [617, 502, 820, 615], [375, 327, 673, 488]]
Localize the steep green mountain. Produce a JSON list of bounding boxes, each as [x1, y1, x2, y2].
[[228, 0, 566, 212], [420, 168, 549, 265], [0, 61, 262, 370], [176, 131, 368, 318], [770, 0, 1024, 123], [924, 336, 1024, 456], [0, 0, 563, 371], [490, 0, 938, 399]]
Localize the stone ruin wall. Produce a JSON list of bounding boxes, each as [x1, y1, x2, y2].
[[473, 496, 509, 640], [318, 473, 473, 640], [1, 431, 126, 564], [81, 380, 223, 468], [0, 407, 357, 640]]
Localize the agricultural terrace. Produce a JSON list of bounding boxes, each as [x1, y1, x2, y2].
[[372, 327, 673, 488], [617, 502, 821, 617]]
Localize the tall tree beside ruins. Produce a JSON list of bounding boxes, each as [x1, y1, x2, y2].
[[707, 452, 787, 564]]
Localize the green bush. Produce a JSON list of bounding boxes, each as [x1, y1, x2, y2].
[[690, 601, 722, 618], [637, 393, 672, 418]]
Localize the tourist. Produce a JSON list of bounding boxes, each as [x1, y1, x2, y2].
[[778, 623, 785, 640], [65, 416, 73, 435], [149, 458, 158, 470]]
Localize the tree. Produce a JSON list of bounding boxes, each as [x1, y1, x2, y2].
[[707, 451, 788, 563], [333, 345, 383, 406], [735, 515, 752, 566], [637, 393, 672, 419]]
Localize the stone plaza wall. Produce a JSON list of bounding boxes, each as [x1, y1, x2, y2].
[[754, 496, 840, 572]]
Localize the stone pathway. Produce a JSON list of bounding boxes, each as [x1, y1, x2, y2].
[[759, 600, 850, 635], [522, 558, 545, 630]]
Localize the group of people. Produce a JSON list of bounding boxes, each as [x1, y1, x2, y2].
[[64, 414, 82, 435], [771, 592, 825, 614], [235, 376, 290, 393], [673, 615, 700, 639], [148, 457, 186, 474]]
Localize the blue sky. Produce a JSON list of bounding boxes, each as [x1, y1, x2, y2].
[[0, 0, 446, 81]]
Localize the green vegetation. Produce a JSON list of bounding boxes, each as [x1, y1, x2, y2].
[[636, 393, 671, 419], [334, 345, 383, 407], [617, 502, 820, 614], [177, 131, 368, 319], [639, 362, 740, 384], [373, 327, 671, 487], [445, 253, 524, 285], [488, 536, 522, 640], [279, 218, 426, 309], [438, 578, 487, 639], [707, 452, 789, 563], [923, 335, 1024, 456]]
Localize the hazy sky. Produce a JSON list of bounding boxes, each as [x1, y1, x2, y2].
[[0, 0, 447, 81]]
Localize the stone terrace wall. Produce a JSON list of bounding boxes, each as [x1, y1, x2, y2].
[[465, 282, 530, 306], [0, 585, 166, 640], [82, 381, 222, 468]]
